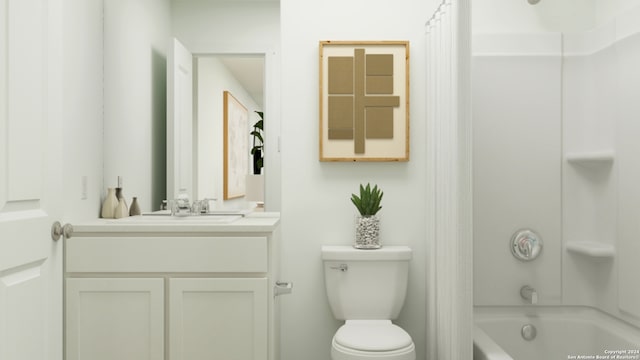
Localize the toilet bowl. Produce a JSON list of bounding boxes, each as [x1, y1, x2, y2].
[[331, 320, 415, 360], [322, 246, 416, 360]]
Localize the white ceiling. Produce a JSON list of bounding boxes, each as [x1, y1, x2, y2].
[[217, 55, 265, 108]]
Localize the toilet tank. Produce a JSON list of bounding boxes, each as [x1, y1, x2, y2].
[[321, 245, 412, 320]]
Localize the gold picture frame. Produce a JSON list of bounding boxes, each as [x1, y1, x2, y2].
[[223, 91, 249, 199], [319, 41, 410, 162]]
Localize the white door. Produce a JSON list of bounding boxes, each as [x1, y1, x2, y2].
[[167, 38, 194, 202], [0, 0, 63, 359]]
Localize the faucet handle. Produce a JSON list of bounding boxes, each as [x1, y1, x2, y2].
[[521, 238, 533, 257], [511, 229, 543, 261], [200, 198, 217, 213]]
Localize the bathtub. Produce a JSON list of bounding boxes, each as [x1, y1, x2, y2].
[[474, 306, 640, 360]]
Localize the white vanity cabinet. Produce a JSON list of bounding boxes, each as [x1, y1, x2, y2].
[[64, 215, 280, 360], [66, 278, 165, 360], [169, 278, 268, 360]]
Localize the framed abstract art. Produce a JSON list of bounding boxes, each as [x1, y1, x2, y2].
[[319, 41, 410, 162], [223, 91, 249, 199]]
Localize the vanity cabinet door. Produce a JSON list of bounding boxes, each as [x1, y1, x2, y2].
[[65, 278, 164, 360], [169, 278, 268, 360]]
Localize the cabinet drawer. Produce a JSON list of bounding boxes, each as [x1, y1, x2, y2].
[[66, 236, 268, 273]]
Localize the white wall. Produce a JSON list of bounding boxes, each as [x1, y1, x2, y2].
[[473, 0, 595, 34], [616, 31, 640, 326], [562, 29, 617, 314], [196, 57, 261, 207], [62, 0, 104, 221], [280, 0, 436, 359], [472, 34, 563, 306], [562, 9, 640, 328], [171, 0, 280, 54], [103, 0, 172, 213], [63, 0, 172, 219], [594, 0, 640, 26]]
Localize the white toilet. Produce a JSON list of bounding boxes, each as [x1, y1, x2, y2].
[[322, 245, 416, 360]]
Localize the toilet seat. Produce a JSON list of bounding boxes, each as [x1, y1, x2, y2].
[[331, 320, 416, 360]]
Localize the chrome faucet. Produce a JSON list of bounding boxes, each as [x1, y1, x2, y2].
[[171, 191, 191, 216], [200, 198, 217, 213], [520, 285, 538, 305]]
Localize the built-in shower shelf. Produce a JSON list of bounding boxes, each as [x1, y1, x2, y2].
[[566, 151, 615, 167], [566, 241, 615, 259]]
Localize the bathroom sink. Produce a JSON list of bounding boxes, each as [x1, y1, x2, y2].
[[108, 214, 242, 224], [142, 209, 250, 216]]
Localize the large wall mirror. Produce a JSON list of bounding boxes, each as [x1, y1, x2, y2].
[[103, 0, 280, 213], [194, 53, 266, 209], [168, 42, 266, 209]]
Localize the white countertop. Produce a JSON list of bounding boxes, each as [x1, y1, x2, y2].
[[73, 212, 280, 235]]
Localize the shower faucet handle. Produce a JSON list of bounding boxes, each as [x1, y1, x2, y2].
[[521, 239, 532, 257], [510, 229, 543, 261]]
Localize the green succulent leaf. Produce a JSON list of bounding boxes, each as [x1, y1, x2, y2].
[[350, 183, 383, 216]]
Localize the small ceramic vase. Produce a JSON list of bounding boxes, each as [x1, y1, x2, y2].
[[101, 188, 118, 219], [114, 198, 129, 218], [129, 197, 141, 216], [115, 187, 128, 209]]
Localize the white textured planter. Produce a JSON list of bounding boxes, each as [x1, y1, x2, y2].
[[354, 215, 381, 249]]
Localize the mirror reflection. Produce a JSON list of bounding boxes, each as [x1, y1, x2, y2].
[[193, 54, 265, 209], [167, 49, 265, 211], [102, 0, 278, 214]]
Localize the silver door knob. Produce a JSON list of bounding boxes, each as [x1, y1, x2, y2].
[[51, 221, 73, 241]]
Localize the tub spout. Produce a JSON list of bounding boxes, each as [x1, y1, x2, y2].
[[520, 285, 538, 305]]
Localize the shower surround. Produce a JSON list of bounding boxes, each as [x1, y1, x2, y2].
[[473, 3, 640, 357]]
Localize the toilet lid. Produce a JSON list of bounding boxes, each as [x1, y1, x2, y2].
[[334, 320, 413, 352]]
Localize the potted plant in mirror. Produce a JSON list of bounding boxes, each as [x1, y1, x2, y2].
[[246, 111, 265, 209], [251, 111, 264, 175], [351, 183, 383, 249]]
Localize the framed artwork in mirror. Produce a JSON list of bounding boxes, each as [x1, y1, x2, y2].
[[319, 40, 410, 162], [223, 91, 249, 199]]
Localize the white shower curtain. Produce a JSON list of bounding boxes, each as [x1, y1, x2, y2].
[[424, 1, 473, 359]]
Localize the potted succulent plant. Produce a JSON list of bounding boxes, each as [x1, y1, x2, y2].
[[251, 111, 264, 175], [350, 183, 383, 249], [246, 111, 265, 207]]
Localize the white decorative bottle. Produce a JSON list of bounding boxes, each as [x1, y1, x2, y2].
[[101, 188, 118, 218], [114, 198, 128, 218]]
